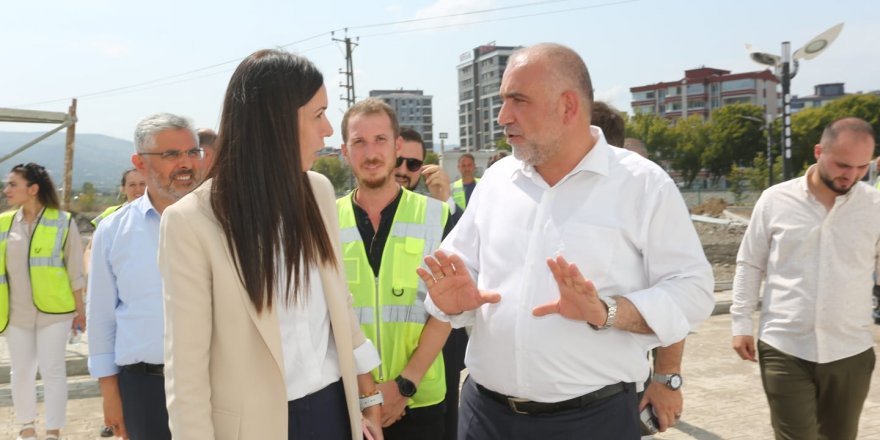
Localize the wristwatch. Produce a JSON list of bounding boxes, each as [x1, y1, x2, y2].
[[589, 296, 617, 330], [652, 372, 683, 391], [395, 375, 417, 397]]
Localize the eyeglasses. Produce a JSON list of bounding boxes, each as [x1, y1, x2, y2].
[[396, 156, 424, 172], [138, 148, 205, 161]]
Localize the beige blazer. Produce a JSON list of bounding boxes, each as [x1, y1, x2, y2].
[[158, 172, 366, 439]]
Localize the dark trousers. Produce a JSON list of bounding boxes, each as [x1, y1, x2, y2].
[[118, 368, 171, 440], [458, 377, 639, 440], [443, 327, 469, 440], [758, 340, 875, 440], [288, 380, 352, 440], [384, 401, 446, 440]]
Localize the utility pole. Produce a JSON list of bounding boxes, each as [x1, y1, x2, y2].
[[63, 98, 77, 210], [333, 30, 358, 108]]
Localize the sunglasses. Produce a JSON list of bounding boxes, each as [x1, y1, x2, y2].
[[395, 156, 424, 172]]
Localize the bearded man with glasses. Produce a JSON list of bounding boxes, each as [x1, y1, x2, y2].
[[87, 113, 207, 440]]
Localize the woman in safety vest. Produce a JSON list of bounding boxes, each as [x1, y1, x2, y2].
[[90, 168, 147, 228], [1, 162, 86, 440]]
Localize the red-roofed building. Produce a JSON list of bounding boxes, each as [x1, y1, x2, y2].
[[630, 67, 779, 121]]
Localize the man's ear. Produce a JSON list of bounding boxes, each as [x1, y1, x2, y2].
[[561, 90, 580, 124]]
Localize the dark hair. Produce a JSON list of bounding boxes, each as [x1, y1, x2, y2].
[[198, 128, 218, 149], [591, 101, 625, 147], [341, 98, 400, 143], [10, 163, 60, 209], [211, 49, 336, 313], [120, 168, 139, 187], [487, 151, 509, 168], [399, 127, 427, 159], [458, 153, 475, 164]]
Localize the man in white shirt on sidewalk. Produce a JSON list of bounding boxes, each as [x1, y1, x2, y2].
[[419, 43, 715, 439], [731, 117, 879, 440]]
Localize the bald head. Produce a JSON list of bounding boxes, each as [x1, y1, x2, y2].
[[820, 117, 876, 151], [508, 43, 593, 108]]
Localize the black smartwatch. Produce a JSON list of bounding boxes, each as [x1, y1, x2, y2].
[[395, 375, 417, 397]]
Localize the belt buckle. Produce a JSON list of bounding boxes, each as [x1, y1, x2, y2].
[[507, 397, 530, 415]]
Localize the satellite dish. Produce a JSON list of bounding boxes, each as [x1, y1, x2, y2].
[[793, 22, 844, 61], [750, 51, 781, 66]]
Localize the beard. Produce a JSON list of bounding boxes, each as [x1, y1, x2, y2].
[[394, 173, 416, 190], [357, 159, 395, 189], [512, 139, 561, 167], [818, 167, 855, 195]]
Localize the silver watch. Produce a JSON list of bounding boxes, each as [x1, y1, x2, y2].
[[652, 373, 683, 391], [359, 391, 384, 411], [589, 296, 617, 330]]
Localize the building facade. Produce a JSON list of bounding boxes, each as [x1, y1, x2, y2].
[[790, 83, 846, 113], [369, 89, 434, 150], [457, 44, 521, 151], [630, 67, 779, 121]]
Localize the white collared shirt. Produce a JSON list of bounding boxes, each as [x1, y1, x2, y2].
[[425, 127, 714, 402], [731, 167, 880, 363], [277, 261, 380, 401]]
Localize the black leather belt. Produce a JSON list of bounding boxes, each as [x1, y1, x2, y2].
[[121, 362, 164, 377], [475, 381, 629, 415]]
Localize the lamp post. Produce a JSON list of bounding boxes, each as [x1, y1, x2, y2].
[[746, 23, 843, 181], [736, 114, 775, 187]]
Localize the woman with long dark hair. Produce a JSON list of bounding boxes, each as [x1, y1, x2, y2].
[[158, 49, 383, 439], [1, 163, 85, 440]]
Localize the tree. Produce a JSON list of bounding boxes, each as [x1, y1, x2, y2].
[[703, 104, 766, 179], [625, 113, 673, 161], [495, 137, 512, 152], [424, 151, 439, 165], [671, 115, 708, 186], [790, 94, 880, 171], [76, 181, 98, 212], [311, 156, 352, 194]]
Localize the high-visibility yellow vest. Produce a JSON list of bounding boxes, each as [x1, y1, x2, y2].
[[452, 177, 480, 210], [0, 208, 75, 333], [337, 189, 449, 408], [91, 204, 122, 227]]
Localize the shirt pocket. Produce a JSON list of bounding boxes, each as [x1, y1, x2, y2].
[[559, 224, 622, 289]]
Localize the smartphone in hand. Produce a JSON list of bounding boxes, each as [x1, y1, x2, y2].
[[640, 404, 660, 435]]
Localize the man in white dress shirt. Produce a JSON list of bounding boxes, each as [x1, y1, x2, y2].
[[418, 43, 715, 439], [731, 117, 879, 440]]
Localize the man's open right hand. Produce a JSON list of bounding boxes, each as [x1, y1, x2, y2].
[[417, 250, 500, 315]]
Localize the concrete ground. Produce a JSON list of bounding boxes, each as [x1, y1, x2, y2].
[[2, 292, 880, 439]]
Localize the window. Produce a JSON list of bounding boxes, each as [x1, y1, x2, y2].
[[632, 91, 655, 101], [686, 84, 704, 95], [721, 79, 756, 92]]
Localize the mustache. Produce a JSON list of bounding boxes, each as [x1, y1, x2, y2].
[[504, 127, 523, 137], [363, 159, 385, 168]]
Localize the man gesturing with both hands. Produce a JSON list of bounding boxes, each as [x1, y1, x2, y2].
[[418, 43, 714, 440]]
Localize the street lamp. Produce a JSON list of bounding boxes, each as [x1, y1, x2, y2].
[[746, 23, 844, 181], [736, 114, 776, 187]]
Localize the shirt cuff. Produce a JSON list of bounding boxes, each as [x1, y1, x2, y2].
[[424, 296, 475, 329], [353, 339, 381, 375], [88, 353, 120, 378], [447, 198, 458, 214]]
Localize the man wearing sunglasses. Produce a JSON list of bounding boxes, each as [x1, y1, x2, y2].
[[87, 113, 207, 440], [396, 127, 467, 440], [339, 99, 455, 440]]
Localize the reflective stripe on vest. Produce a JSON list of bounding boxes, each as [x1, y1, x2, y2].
[[337, 189, 448, 408], [0, 208, 75, 333]]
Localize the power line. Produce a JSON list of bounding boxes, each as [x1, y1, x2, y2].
[[14, 0, 638, 107], [359, 0, 639, 39]]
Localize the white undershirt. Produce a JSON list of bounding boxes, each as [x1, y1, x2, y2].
[[277, 261, 380, 401]]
